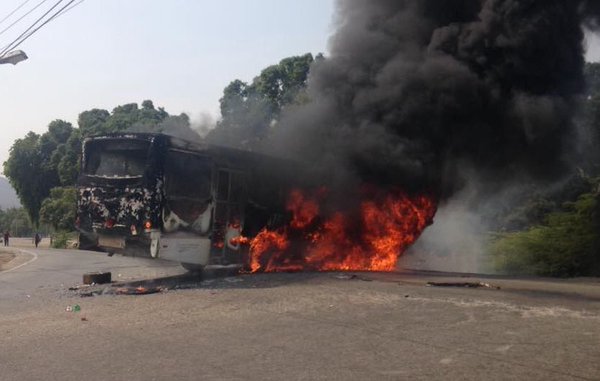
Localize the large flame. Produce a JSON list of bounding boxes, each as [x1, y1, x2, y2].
[[241, 188, 436, 273]]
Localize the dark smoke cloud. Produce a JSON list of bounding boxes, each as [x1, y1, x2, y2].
[[272, 0, 600, 197]]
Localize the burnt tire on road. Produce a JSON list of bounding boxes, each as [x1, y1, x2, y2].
[[83, 271, 112, 285]]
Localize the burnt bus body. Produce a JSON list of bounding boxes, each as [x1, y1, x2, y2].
[[77, 133, 293, 270]]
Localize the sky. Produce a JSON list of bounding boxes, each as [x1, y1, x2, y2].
[[0, 0, 335, 168], [0, 0, 599, 172]]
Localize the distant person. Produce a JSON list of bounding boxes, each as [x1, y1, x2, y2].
[[34, 233, 41, 248], [3, 231, 9, 246]]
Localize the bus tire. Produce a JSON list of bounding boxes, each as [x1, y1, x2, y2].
[[181, 263, 204, 275], [78, 232, 99, 251], [83, 271, 112, 285], [150, 237, 160, 258]]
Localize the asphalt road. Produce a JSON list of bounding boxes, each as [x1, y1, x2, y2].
[[1, 242, 600, 381]]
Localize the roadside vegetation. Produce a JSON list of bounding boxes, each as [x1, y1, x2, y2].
[[488, 63, 600, 277], [0, 207, 37, 238], [490, 186, 600, 276]]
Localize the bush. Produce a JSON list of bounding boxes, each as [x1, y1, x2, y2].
[[489, 193, 600, 277], [51, 231, 70, 249]]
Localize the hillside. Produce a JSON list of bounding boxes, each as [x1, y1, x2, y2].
[[0, 177, 21, 209]]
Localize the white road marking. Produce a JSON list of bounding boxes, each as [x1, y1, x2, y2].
[[0, 249, 38, 273]]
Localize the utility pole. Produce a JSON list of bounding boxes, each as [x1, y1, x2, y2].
[[0, 50, 28, 65]]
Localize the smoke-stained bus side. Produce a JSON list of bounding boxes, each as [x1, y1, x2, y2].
[[76, 133, 291, 270]]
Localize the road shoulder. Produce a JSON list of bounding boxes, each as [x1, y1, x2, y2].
[[0, 248, 34, 272]]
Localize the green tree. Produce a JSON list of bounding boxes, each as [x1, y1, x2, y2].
[[57, 129, 83, 185], [255, 53, 315, 109], [0, 207, 34, 237], [4, 119, 76, 225], [39, 187, 77, 231], [128, 113, 200, 142], [486, 63, 600, 276], [43, 120, 75, 186], [207, 53, 315, 149], [490, 191, 600, 276], [4, 132, 48, 225], [78, 108, 111, 136]]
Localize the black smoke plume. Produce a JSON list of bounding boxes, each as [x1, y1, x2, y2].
[[273, 0, 600, 198]]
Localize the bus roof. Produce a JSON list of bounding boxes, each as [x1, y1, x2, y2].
[[84, 132, 300, 172]]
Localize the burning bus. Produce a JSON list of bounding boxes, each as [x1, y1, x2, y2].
[[77, 133, 437, 274], [76, 133, 294, 271]]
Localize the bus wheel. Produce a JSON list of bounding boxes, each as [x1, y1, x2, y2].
[[83, 271, 112, 285], [181, 263, 204, 275], [150, 237, 160, 258], [78, 232, 98, 251]]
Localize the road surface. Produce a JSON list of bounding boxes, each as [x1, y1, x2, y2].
[[1, 243, 599, 381]]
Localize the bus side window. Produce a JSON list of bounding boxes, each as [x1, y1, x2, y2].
[[230, 173, 245, 204], [217, 170, 230, 201], [164, 150, 212, 225]]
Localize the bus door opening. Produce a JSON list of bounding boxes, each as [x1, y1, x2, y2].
[[213, 169, 247, 264]]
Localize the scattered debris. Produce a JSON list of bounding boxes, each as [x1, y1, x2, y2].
[[336, 274, 357, 280], [114, 286, 163, 295], [66, 304, 81, 312], [224, 277, 243, 283], [83, 272, 112, 285], [335, 273, 373, 281], [426, 281, 500, 290], [69, 284, 91, 291]]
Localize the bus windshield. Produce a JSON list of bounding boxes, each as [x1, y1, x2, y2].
[[84, 139, 150, 178]]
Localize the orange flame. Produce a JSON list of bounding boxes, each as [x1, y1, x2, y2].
[[243, 188, 436, 273]]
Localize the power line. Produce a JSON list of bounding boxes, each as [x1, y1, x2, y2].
[[4, 0, 80, 55], [54, 0, 84, 19], [0, 0, 33, 26], [0, 0, 84, 56], [0, 0, 64, 55], [0, 0, 76, 57], [0, 0, 50, 39]]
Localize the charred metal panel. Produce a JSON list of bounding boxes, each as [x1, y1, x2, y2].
[[77, 134, 166, 238], [78, 182, 162, 230]]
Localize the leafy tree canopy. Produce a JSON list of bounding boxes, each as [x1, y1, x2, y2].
[[0, 207, 34, 237], [3, 131, 54, 224], [207, 53, 315, 149], [39, 187, 77, 231], [490, 190, 600, 277]]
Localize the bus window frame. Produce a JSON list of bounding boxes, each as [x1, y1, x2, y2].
[[164, 148, 214, 203], [82, 137, 151, 179]]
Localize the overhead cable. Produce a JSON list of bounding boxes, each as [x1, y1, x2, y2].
[[0, 0, 50, 39], [0, 0, 83, 56], [0, 0, 33, 26], [0, 0, 76, 57], [54, 0, 84, 20]]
